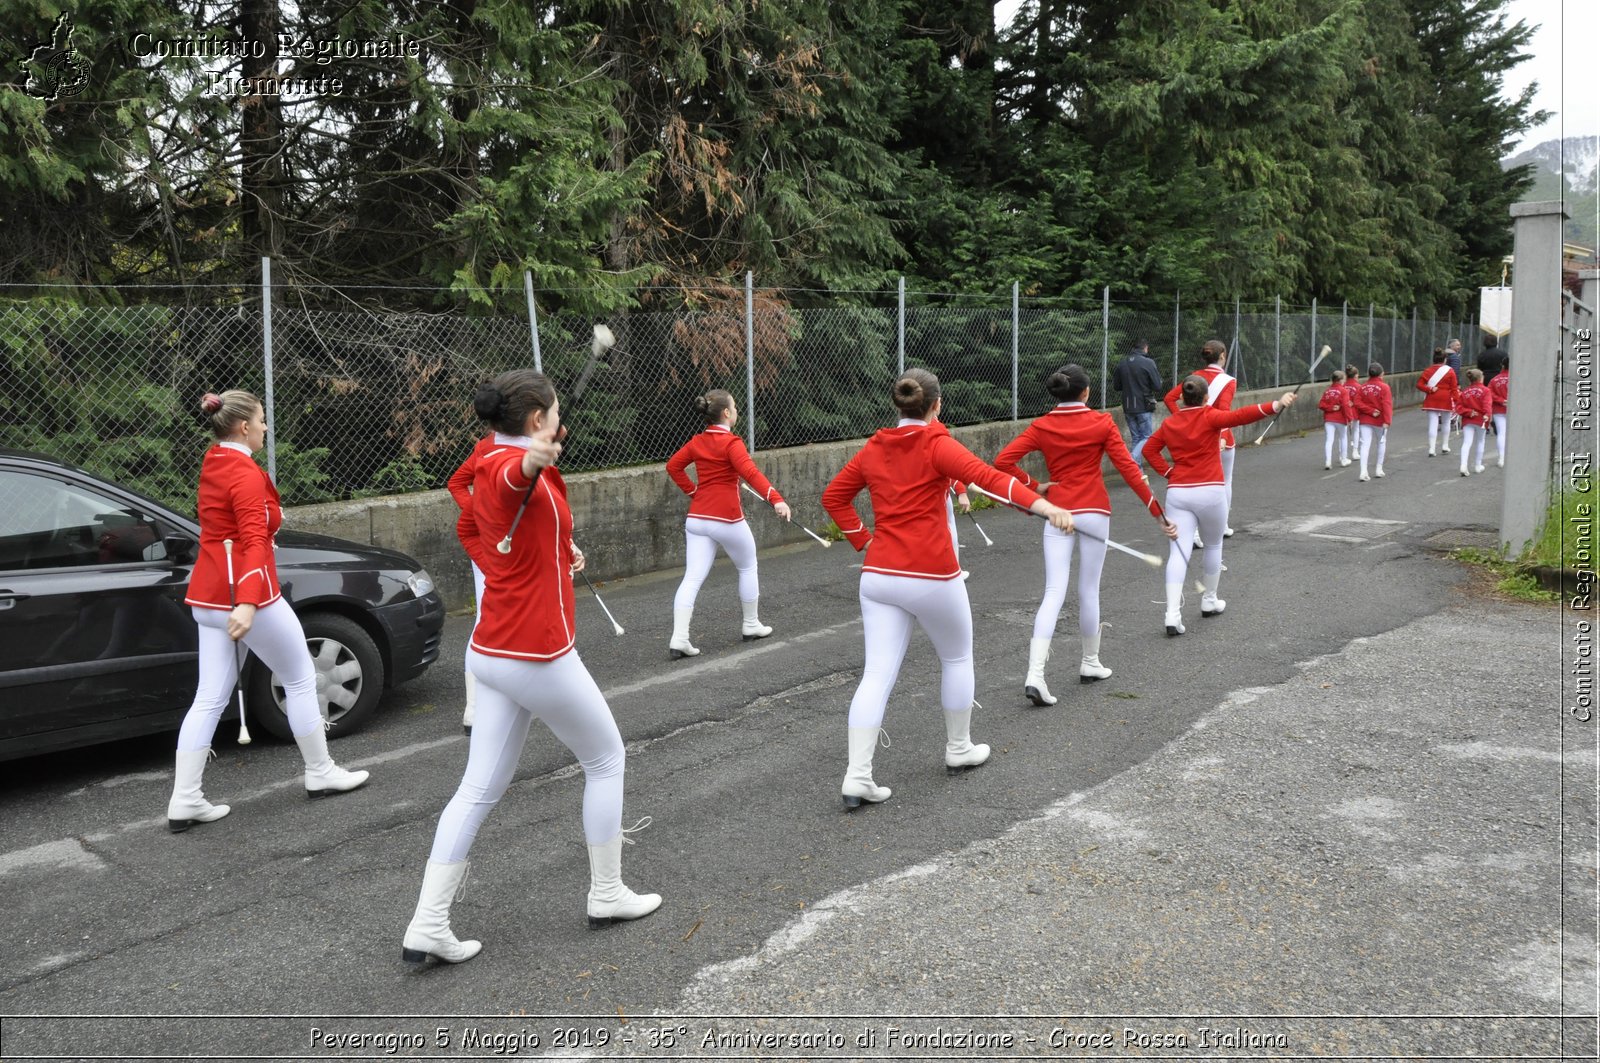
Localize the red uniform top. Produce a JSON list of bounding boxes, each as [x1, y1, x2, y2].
[[1318, 386, 1348, 425], [1342, 379, 1363, 420], [185, 443, 283, 611], [467, 445, 578, 661], [993, 403, 1160, 519], [666, 425, 784, 523], [1355, 377, 1393, 427], [448, 434, 504, 571], [1144, 403, 1277, 487], [822, 420, 1042, 581], [1165, 365, 1238, 448], [1489, 370, 1509, 415], [1416, 364, 1460, 412], [1457, 383, 1493, 426]]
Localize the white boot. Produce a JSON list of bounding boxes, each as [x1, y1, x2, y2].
[[1164, 583, 1185, 636], [943, 705, 990, 774], [842, 726, 891, 808], [1192, 529, 1204, 548], [295, 726, 370, 797], [166, 748, 230, 833], [586, 828, 662, 927], [1375, 464, 1385, 478], [402, 860, 482, 964], [1200, 570, 1226, 617], [669, 606, 699, 659], [1079, 629, 1112, 682], [1023, 637, 1057, 706], [462, 668, 475, 736], [740, 598, 772, 641]]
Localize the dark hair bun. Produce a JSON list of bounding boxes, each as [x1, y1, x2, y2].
[[471, 383, 505, 422], [200, 393, 223, 414], [894, 380, 922, 402], [693, 396, 711, 415]]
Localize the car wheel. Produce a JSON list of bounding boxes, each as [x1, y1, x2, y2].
[[248, 613, 384, 740]]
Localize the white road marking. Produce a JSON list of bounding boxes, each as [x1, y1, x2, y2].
[[0, 838, 106, 877], [601, 620, 863, 701]]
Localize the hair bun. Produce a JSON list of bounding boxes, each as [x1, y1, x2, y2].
[[894, 380, 922, 400], [200, 392, 223, 414], [693, 396, 711, 414]]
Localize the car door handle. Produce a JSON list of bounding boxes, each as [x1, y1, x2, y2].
[[0, 591, 29, 610]]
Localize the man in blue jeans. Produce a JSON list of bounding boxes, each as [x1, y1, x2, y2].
[[1112, 339, 1163, 463]]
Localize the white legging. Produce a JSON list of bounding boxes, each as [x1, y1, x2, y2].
[[1493, 414, 1507, 461], [1461, 425, 1488, 470], [464, 562, 485, 693], [946, 496, 960, 558], [1221, 445, 1235, 523], [1323, 423, 1340, 465], [1164, 485, 1226, 587], [846, 572, 973, 729], [673, 517, 759, 610], [1032, 513, 1109, 641], [1425, 410, 1450, 450], [177, 600, 321, 750], [1358, 425, 1388, 475], [430, 650, 626, 862]]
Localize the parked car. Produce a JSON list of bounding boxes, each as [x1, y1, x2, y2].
[[0, 449, 444, 761]]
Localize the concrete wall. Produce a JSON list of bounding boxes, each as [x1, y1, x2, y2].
[[283, 372, 1424, 610]]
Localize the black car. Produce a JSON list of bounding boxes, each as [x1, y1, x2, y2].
[[0, 449, 444, 761]]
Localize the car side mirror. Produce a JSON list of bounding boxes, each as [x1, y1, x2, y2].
[[163, 535, 197, 564]]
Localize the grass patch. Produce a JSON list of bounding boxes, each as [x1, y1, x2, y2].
[[1524, 487, 1595, 572], [1450, 547, 1557, 602]]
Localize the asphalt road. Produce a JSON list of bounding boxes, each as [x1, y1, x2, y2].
[[1, 422, 1593, 1060]]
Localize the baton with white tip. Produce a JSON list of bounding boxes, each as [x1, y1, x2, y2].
[[1254, 344, 1332, 446], [952, 489, 994, 546], [740, 482, 831, 547], [576, 562, 624, 636]]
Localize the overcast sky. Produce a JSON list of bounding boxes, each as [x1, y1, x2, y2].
[[991, 0, 1593, 152]]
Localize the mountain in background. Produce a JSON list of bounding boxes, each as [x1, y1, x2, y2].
[[1504, 136, 1599, 251]]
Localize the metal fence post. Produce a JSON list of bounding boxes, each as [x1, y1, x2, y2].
[[1274, 296, 1281, 387], [1172, 290, 1181, 387], [1368, 303, 1374, 362], [1233, 295, 1241, 383], [524, 270, 542, 373], [1390, 306, 1397, 368], [897, 276, 905, 376], [1100, 286, 1110, 410], [1410, 306, 1418, 371], [1012, 281, 1020, 421], [261, 256, 276, 480], [1309, 298, 1318, 387], [745, 271, 755, 451], [1341, 300, 1348, 361]]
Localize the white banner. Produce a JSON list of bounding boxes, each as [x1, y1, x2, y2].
[[1479, 286, 1513, 337]]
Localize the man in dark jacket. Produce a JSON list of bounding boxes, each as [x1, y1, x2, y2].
[[1112, 339, 1163, 462], [1478, 335, 1506, 379]]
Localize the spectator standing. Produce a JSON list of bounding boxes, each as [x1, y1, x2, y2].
[[1112, 339, 1163, 463]]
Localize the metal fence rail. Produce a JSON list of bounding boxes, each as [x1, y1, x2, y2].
[[0, 275, 1472, 513]]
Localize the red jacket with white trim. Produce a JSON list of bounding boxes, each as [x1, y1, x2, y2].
[[467, 445, 578, 661], [185, 444, 283, 610], [1355, 377, 1393, 426], [1457, 383, 1493, 426], [1144, 403, 1277, 487], [1342, 380, 1363, 420], [993, 403, 1161, 519], [1416, 364, 1459, 412], [448, 434, 503, 570], [666, 425, 784, 523], [1165, 365, 1238, 448], [1319, 386, 1348, 425], [822, 420, 1042, 580], [1489, 370, 1509, 415]]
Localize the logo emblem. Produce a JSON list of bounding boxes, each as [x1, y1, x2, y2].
[[25, 14, 91, 100]]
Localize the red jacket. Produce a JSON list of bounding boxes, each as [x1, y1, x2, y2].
[[1164, 365, 1238, 448], [185, 444, 283, 610], [1489, 370, 1509, 415], [467, 445, 578, 662], [1343, 380, 1363, 420], [1144, 403, 1277, 487], [1355, 378, 1393, 427], [666, 426, 784, 523], [448, 434, 505, 570], [1416, 364, 1459, 412], [822, 420, 1042, 580], [1457, 383, 1493, 426], [993, 403, 1161, 519], [1318, 386, 1348, 425]]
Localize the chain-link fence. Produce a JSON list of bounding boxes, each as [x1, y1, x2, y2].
[[0, 279, 1474, 512]]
